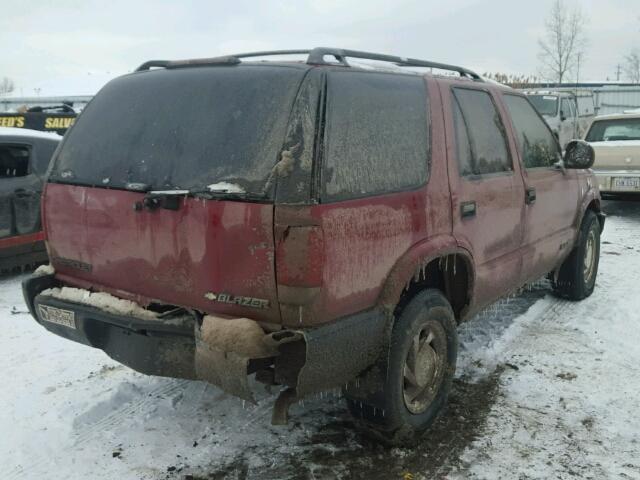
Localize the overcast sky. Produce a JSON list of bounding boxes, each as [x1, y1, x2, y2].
[[1, 0, 638, 96]]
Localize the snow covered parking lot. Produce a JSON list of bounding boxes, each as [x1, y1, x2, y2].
[[1, 199, 639, 480]]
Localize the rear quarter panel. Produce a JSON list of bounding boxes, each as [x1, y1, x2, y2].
[[276, 77, 454, 326]]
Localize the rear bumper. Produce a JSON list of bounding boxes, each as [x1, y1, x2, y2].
[[23, 274, 196, 379], [22, 274, 390, 403], [593, 170, 640, 193]]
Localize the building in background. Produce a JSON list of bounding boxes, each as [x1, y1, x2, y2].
[[518, 83, 640, 116], [0, 95, 92, 114]]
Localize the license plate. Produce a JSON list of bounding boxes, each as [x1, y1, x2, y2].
[[613, 177, 640, 190], [38, 305, 76, 329]]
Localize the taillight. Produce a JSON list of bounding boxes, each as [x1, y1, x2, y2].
[[274, 208, 325, 326]]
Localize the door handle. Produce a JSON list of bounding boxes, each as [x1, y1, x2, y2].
[[460, 201, 476, 218], [525, 187, 536, 205]]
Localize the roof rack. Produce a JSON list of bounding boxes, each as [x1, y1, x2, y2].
[[135, 47, 482, 81]]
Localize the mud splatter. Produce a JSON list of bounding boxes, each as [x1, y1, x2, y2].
[[194, 369, 504, 480]]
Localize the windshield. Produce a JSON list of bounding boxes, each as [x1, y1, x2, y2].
[[50, 65, 307, 195], [586, 118, 640, 142], [527, 95, 559, 117]]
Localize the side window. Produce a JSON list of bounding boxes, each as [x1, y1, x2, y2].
[[323, 71, 429, 201], [451, 88, 512, 176], [0, 145, 30, 178], [504, 95, 561, 169], [561, 98, 574, 119], [452, 98, 473, 176]]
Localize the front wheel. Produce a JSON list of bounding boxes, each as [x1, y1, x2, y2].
[[345, 289, 458, 445], [552, 210, 601, 300]]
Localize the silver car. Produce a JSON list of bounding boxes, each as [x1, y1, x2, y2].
[[584, 112, 640, 194]]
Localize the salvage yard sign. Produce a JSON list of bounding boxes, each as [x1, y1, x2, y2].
[[0, 113, 76, 135]]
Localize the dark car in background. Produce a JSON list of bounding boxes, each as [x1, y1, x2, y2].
[[0, 128, 59, 271]]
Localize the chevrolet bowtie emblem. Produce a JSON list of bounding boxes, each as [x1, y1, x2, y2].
[[204, 292, 270, 309]]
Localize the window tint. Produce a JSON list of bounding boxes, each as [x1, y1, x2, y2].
[[323, 71, 429, 201], [504, 95, 561, 169], [452, 88, 512, 176], [0, 145, 30, 178], [52, 66, 306, 195]]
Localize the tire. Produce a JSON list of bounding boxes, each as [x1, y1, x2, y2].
[[345, 289, 458, 445], [552, 210, 601, 300]]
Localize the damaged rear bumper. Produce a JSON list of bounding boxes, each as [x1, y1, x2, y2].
[[22, 274, 390, 413], [24, 275, 197, 380]]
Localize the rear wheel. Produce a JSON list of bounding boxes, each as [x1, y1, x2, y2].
[[345, 289, 458, 445], [552, 210, 601, 300]]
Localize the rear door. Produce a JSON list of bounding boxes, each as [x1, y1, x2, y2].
[[441, 83, 525, 309], [502, 94, 580, 283], [277, 71, 447, 327]]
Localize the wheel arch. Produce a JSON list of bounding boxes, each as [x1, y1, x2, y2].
[[377, 235, 475, 324], [578, 194, 605, 232]]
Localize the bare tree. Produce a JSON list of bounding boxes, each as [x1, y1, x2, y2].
[[538, 0, 588, 83], [0, 77, 15, 95], [624, 50, 640, 84]]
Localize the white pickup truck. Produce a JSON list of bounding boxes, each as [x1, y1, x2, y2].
[[523, 90, 596, 149]]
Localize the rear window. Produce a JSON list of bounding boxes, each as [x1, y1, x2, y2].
[[322, 71, 429, 201], [50, 66, 307, 195], [586, 118, 640, 142]]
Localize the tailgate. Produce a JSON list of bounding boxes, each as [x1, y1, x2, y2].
[[44, 183, 280, 322]]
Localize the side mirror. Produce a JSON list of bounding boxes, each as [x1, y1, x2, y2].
[[560, 110, 566, 121], [564, 140, 595, 169]]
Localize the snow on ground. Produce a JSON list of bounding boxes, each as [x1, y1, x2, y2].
[[1, 199, 639, 480], [450, 200, 640, 480]]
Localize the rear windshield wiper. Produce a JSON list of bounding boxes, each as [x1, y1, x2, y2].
[[144, 188, 268, 202], [135, 189, 268, 211], [189, 189, 268, 202]]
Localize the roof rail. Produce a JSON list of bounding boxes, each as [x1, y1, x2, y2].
[[135, 56, 240, 71], [306, 48, 482, 80], [135, 47, 482, 80]]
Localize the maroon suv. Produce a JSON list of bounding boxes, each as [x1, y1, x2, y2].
[[23, 48, 603, 444]]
